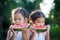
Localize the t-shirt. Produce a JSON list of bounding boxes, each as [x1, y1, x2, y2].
[[34, 32, 46, 40]]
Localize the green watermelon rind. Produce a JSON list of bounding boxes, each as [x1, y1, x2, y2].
[[13, 28, 22, 31], [35, 28, 47, 32]]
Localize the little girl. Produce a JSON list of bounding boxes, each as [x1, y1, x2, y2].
[[29, 10, 50, 40], [6, 7, 29, 40]]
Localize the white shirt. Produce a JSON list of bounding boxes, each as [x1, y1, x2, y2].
[[14, 31, 22, 40], [34, 32, 46, 40]]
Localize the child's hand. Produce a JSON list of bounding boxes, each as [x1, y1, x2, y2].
[[30, 28, 36, 36], [7, 27, 15, 40], [9, 27, 15, 34], [45, 25, 50, 40], [46, 25, 50, 32]]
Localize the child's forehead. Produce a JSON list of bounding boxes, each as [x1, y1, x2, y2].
[[14, 13, 24, 18]]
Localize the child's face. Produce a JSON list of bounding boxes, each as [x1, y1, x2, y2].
[[14, 13, 24, 25], [34, 17, 45, 26]]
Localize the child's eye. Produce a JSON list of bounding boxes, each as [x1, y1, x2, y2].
[[19, 19, 21, 20], [14, 19, 17, 21], [42, 21, 45, 23], [37, 21, 40, 23]]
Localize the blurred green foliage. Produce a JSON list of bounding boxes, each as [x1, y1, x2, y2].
[[50, 25, 60, 40], [54, 0, 60, 26]]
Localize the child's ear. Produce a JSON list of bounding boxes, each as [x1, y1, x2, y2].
[[10, 18, 12, 21], [24, 17, 28, 23]]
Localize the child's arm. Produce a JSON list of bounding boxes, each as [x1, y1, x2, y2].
[[6, 30, 10, 40], [6, 30, 14, 40], [45, 25, 50, 40], [22, 28, 30, 40], [30, 28, 36, 40], [45, 31, 50, 40]]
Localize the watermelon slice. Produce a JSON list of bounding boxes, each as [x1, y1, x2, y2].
[[12, 23, 28, 31], [33, 25, 47, 32], [13, 27, 23, 31]]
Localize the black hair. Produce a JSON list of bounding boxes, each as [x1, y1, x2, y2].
[[15, 8, 29, 18], [31, 10, 45, 22]]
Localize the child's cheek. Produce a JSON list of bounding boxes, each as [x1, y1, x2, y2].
[[20, 20, 24, 24], [35, 23, 40, 26], [36, 23, 45, 26], [40, 23, 45, 26]]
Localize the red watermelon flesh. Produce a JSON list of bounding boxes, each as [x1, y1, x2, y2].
[[33, 25, 47, 32], [12, 23, 28, 31], [33, 26, 46, 29]]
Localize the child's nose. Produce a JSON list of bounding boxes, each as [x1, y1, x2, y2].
[[16, 20, 20, 22], [37, 23, 41, 26]]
